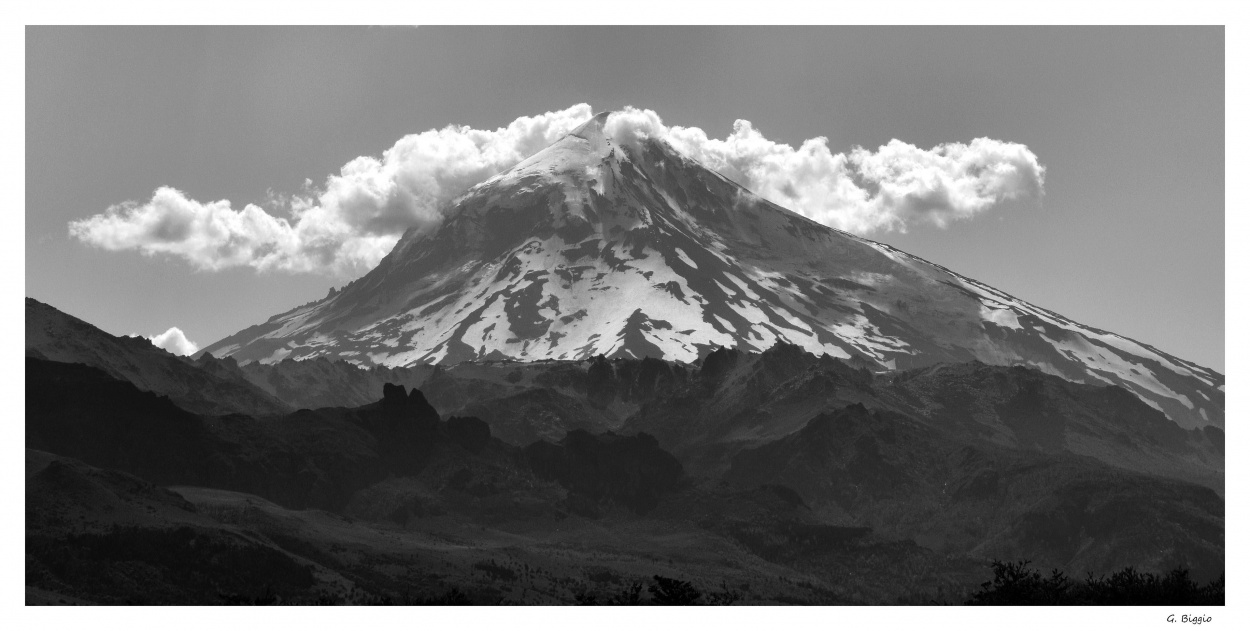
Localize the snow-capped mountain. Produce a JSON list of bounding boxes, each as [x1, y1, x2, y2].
[[200, 113, 1223, 429]]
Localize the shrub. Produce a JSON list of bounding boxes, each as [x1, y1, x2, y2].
[[608, 581, 644, 605], [649, 575, 702, 605], [707, 581, 743, 605], [966, 560, 1224, 606]]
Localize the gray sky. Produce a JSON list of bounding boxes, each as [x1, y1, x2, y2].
[[25, 26, 1225, 372]]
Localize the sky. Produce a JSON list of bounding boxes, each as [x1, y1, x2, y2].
[[25, 26, 1225, 371]]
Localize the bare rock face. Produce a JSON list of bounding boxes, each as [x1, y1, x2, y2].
[[378, 382, 440, 429], [382, 382, 408, 408]]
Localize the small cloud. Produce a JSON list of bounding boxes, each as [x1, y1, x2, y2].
[[149, 327, 198, 356]]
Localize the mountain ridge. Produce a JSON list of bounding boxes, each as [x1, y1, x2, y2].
[[26, 297, 290, 417]]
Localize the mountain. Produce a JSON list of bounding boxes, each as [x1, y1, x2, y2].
[[26, 298, 290, 417], [198, 112, 1221, 430]]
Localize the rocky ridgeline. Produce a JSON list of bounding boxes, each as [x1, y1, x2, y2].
[[26, 358, 686, 517]]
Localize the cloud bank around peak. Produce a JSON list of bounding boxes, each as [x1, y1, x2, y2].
[[149, 326, 198, 356], [70, 104, 596, 276], [609, 107, 1046, 234], [70, 103, 1044, 276]]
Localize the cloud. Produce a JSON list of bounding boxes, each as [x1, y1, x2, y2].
[[149, 327, 198, 356], [618, 107, 1046, 234], [70, 103, 1044, 276], [70, 103, 595, 276]]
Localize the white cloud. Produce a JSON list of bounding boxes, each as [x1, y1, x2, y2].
[[70, 104, 595, 276], [70, 103, 1044, 276], [617, 107, 1046, 234], [149, 327, 198, 356]]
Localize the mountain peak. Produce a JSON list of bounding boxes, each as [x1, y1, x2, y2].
[[569, 111, 613, 139], [478, 111, 623, 196], [200, 118, 1223, 430]]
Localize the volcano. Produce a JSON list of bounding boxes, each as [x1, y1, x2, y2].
[[199, 112, 1222, 430]]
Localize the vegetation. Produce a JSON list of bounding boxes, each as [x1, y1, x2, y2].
[[965, 560, 1224, 606], [608, 581, 644, 605], [648, 575, 703, 605], [575, 575, 742, 605]]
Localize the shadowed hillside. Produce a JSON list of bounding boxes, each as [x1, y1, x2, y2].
[[26, 341, 1224, 604]]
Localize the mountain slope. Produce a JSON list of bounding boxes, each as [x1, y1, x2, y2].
[[25, 449, 326, 605], [26, 298, 290, 417], [614, 345, 1222, 489], [199, 113, 1222, 429], [724, 404, 1224, 582]]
